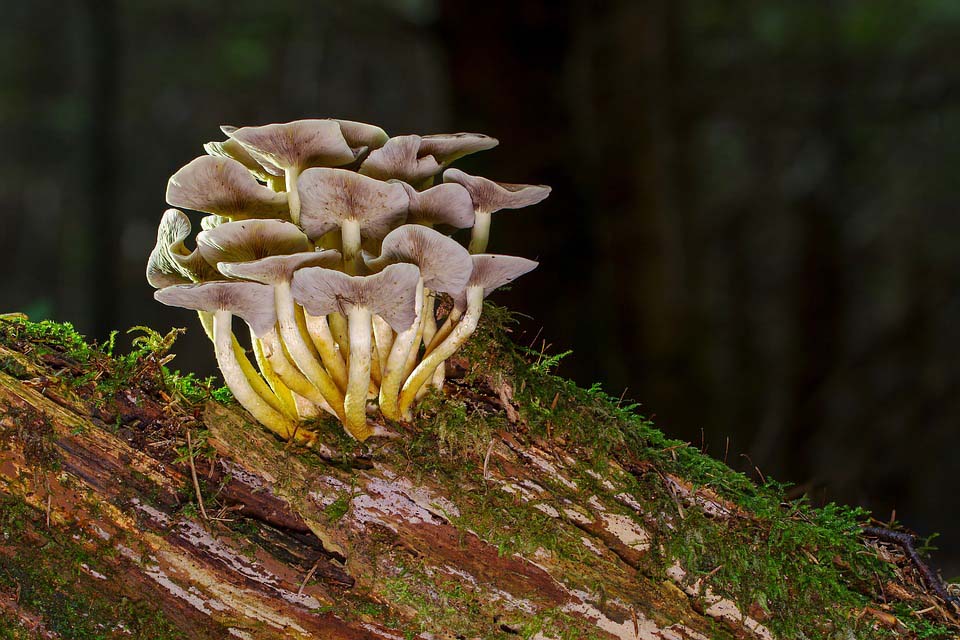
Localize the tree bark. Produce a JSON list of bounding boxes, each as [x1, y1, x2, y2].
[[0, 322, 955, 639]]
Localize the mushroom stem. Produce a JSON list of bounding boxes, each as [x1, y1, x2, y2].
[[344, 306, 375, 440], [378, 279, 424, 421], [329, 312, 351, 360], [259, 330, 341, 420], [425, 307, 463, 355], [211, 310, 301, 440], [285, 166, 302, 225], [199, 310, 287, 415], [341, 218, 362, 274], [250, 330, 299, 420], [398, 286, 484, 417], [421, 289, 438, 348], [274, 281, 346, 416], [372, 315, 394, 377], [468, 211, 491, 254], [303, 311, 349, 391]]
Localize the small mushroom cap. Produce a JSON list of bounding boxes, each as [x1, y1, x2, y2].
[[443, 168, 551, 215], [418, 133, 498, 166], [196, 219, 310, 266], [291, 263, 421, 333], [365, 225, 472, 296], [203, 137, 266, 178], [298, 168, 409, 242], [155, 281, 277, 337], [166, 156, 289, 220], [218, 249, 343, 284], [399, 182, 475, 229], [359, 135, 442, 184], [146, 209, 220, 288], [334, 119, 389, 150], [455, 254, 539, 309], [227, 119, 356, 173]]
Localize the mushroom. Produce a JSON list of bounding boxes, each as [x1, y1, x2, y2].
[[359, 135, 442, 186], [203, 136, 273, 183], [226, 120, 357, 224], [397, 181, 476, 348], [218, 250, 348, 416], [399, 181, 475, 231], [297, 168, 409, 274], [443, 168, 551, 254], [166, 156, 290, 220], [154, 281, 313, 444], [291, 263, 421, 440], [417, 132, 498, 167], [195, 219, 312, 265], [333, 119, 389, 151], [398, 254, 538, 417], [365, 225, 472, 420], [146, 209, 220, 288]]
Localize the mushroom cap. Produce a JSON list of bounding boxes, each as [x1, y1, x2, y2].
[[399, 182, 475, 229], [166, 156, 289, 220], [443, 168, 551, 216], [297, 168, 409, 242], [154, 281, 277, 337], [196, 219, 311, 266], [454, 254, 539, 309], [334, 119, 389, 151], [365, 225, 472, 296], [418, 133, 498, 166], [291, 263, 421, 333], [227, 119, 356, 173], [146, 209, 220, 288], [358, 135, 442, 184], [218, 249, 342, 284], [203, 137, 267, 178]]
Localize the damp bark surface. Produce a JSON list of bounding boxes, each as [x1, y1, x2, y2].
[[0, 314, 956, 639]]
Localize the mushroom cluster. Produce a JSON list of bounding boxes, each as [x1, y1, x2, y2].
[[147, 119, 549, 443]]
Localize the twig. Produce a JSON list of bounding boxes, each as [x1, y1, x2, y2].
[[298, 557, 323, 595], [186, 430, 208, 520], [863, 526, 958, 606], [483, 438, 495, 483]]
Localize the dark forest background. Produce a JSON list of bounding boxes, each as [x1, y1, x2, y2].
[[2, 1, 959, 576]]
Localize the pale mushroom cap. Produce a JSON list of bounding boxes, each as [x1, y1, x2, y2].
[[291, 263, 421, 333], [196, 219, 310, 266], [454, 254, 539, 309], [400, 182, 475, 229], [154, 281, 277, 337], [443, 168, 552, 216], [418, 133, 498, 166], [297, 168, 410, 241], [218, 250, 343, 284], [366, 224, 472, 296], [334, 119, 389, 150], [228, 119, 356, 172], [146, 209, 219, 288], [203, 137, 265, 177], [358, 135, 442, 184], [166, 156, 289, 220]]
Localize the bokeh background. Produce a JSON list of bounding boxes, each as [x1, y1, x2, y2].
[[2, 1, 959, 576]]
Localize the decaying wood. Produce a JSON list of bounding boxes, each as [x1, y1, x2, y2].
[[0, 334, 956, 639]]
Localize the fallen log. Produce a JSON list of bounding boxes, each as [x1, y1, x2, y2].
[[0, 314, 956, 639]]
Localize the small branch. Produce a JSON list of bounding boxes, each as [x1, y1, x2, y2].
[[186, 429, 208, 520], [863, 526, 958, 606]]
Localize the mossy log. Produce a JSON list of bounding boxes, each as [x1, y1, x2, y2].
[[0, 314, 957, 639]]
